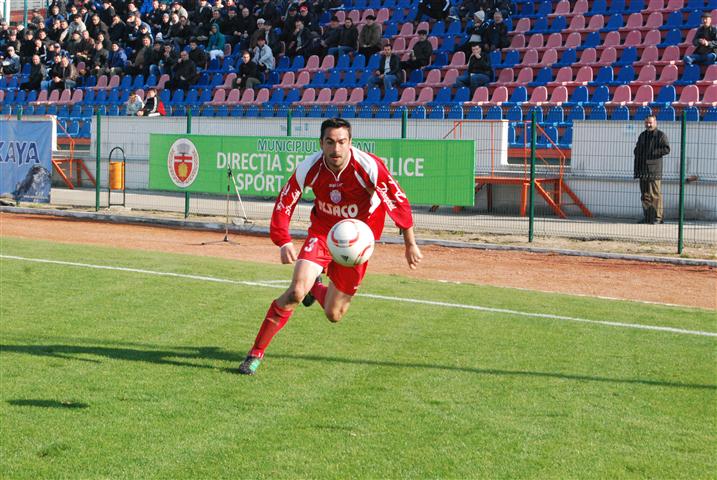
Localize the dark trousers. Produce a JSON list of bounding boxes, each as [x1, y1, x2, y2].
[[639, 178, 662, 223]]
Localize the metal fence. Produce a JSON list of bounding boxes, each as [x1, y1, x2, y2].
[[45, 109, 717, 251]]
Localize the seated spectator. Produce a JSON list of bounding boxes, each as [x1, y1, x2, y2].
[[48, 55, 77, 92], [88, 40, 109, 76], [137, 87, 165, 116], [358, 15, 382, 58], [233, 50, 262, 90], [368, 43, 400, 90], [126, 90, 145, 115], [455, 44, 492, 91], [0, 46, 20, 74], [107, 41, 127, 75], [297, 4, 319, 33], [234, 6, 257, 50], [156, 42, 178, 75], [285, 19, 312, 58], [684, 12, 717, 66], [166, 49, 198, 90], [187, 38, 208, 69], [484, 10, 509, 51], [457, 10, 487, 55], [327, 17, 357, 57], [207, 23, 226, 60], [125, 35, 154, 76], [319, 15, 341, 56], [20, 54, 46, 90], [414, 0, 450, 23], [252, 35, 275, 72], [399, 29, 432, 76]]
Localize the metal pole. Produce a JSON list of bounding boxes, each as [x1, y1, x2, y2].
[[23, 0, 28, 28], [16, 105, 22, 120], [528, 113, 537, 242], [401, 107, 408, 139], [287, 108, 292, 137], [184, 110, 192, 218], [95, 111, 101, 211], [677, 110, 687, 254]]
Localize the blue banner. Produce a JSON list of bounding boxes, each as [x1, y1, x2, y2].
[[0, 120, 53, 203]]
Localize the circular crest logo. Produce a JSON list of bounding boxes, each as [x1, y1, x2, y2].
[[167, 138, 199, 188], [330, 189, 342, 204]]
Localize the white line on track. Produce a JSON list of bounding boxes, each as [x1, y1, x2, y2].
[[2, 254, 715, 338]]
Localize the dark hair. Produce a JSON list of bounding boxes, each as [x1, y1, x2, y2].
[[320, 118, 352, 140]]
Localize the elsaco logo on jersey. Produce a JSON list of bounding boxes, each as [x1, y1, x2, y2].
[[167, 138, 199, 188]]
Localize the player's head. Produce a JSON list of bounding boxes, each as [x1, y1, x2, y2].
[[320, 118, 352, 172]]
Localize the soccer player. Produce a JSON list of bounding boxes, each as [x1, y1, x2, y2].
[[238, 118, 423, 375]]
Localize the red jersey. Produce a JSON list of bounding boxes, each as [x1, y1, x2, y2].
[[270, 146, 414, 246]]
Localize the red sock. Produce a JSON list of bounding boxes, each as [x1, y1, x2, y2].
[[249, 300, 293, 358], [311, 282, 328, 308]]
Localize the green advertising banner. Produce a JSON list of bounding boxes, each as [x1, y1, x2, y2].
[[149, 135, 475, 206]]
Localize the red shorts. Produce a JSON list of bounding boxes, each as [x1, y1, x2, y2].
[[297, 233, 368, 296]]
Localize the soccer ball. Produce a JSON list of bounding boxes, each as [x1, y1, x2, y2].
[[327, 219, 375, 267]]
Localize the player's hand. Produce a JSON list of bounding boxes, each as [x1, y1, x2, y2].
[[280, 243, 297, 264], [405, 244, 423, 270]]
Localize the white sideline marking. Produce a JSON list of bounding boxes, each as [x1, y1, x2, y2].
[[2, 254, 715, 338]]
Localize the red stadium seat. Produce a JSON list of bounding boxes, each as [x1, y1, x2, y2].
[[466, 87, 490, 105], [606, 85, 632, 105], [632, 64, 657, 85], [699, 85, 717, 106], [674, 85, 700, 106]]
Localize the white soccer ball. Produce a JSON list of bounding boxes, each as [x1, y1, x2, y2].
[[327, 219, 375, 267]]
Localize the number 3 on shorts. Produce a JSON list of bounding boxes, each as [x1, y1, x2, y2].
[[304, 237, 318, 252]]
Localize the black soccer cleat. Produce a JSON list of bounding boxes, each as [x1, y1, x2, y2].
[[238, 355, 262, 375], [302, 275, 323, 307]]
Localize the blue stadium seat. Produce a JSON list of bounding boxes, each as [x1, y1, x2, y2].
[[611, 105, 630, 120], [465, 105, 483, 119], [600, 13, 624, 32], [555, 48, 577, 68], [274, 56, 291, 73], [244, 105, 260, 117], [325, 105, 339, 118], [486, 105, 503, 120], [453, 87, 470, 104], [506, 105, 522, 122], [527, 106, 544, 123], [608, 65, 635, 86], [69, 104, 83, 117], [366, 53, 381, 72], [446, 104, 463, 119], [657, 29, 682, 48], [588, 105, 607, 120], [585, 85, 610, 107], [410, 105, 427, 119], [656, 106, 675, 121], [25, 90, 37, 103], [634, 106, 652, 120], [291, 105, 307, 117], [586, 0, 607, 16], [267, 88, 285, 104], [541, 126, 559, 148], [172, 105, 186, 116], [503, 86, 527, 106], [590, 66, 614, 86], [392, 106, 407, 119], [577, 32, 601, 51], [306, 71, 326, 89], [546, 106, 564, 124], [341, 105, 356, 118], [403, 69, 423, 87], [685, 9, 705, 28], [496, 50, 520, 68], [83, 89, 96, 104], [626, 0, 645, 13], [428, 106, 445, 119], [549, 16, 567, 33], [674, 64, 701, 86], [15, 90, 26, 103], [170, 89, 185, 104], [651, 85, 676, 107], [23, 105, 36, 115], [358, 106, 374, 118], [351, 54, 366, 70], [613, 47, 638, 67], [335, 54, 351, 70], [78, 120, 91, 138], [684, 106, 700, 121], [661, 11, 683, 30], [428, 87, 452, 107], [431, 20, 446, 37], [307, 105, 324, 118], [567, 105, 585, 122], [324, 70, 343, 88], [230, 105, 244, 117], [558, 125, 573, 148], [108, 105, 120, 116], [381, 88, 399, 104], [215, 105, 229, 117], [529, 67, 553, 87], [607, 0, 626, 14], [259, 105, 275, 117]]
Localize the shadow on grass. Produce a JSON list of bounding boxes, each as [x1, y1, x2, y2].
[[7, 399, 89, 409], [1, 343, 715, 391]]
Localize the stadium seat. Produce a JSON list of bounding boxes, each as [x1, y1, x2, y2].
[[656, 105, 675, 121], [634, 105, 653, 120], [465, 106, 483, 119]]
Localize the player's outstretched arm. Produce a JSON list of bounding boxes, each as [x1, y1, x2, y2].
[[280, 242, 298, 264], [402, 227, 423, 270]]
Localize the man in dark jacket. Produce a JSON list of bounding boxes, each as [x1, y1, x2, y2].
[[166, 49, 197, 90], [414, 0, 450, 22], [399, 29, 432, 75], [454, 43, 492, 90], [233, 49, 261, 89], [20, 54, 46, 90], [327, 17, 357, 57], [684, 12, 717, 66], [633, 115, 670, 224], [484, 10, 509, 51], [368, 42, 400, 90]]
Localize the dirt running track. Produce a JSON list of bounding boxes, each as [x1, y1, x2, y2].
[[1, 213, 715, 310]]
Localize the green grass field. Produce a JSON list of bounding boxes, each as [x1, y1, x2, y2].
[[1, 236, 715, 479]]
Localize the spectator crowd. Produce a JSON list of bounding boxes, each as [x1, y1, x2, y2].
[[0, 0, 517, 115]]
